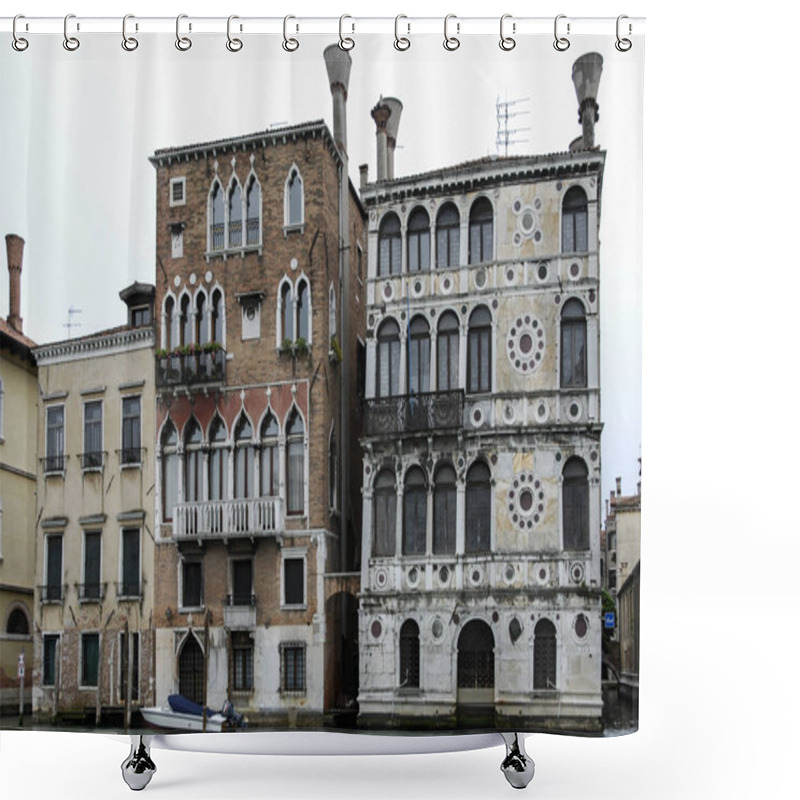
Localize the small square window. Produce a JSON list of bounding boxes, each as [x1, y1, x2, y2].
[[170, 177, 186, 207], [172, 229, 184, 259], [280, 643, 306, 693]]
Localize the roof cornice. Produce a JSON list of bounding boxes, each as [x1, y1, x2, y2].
[[33, 326, 155, 366]]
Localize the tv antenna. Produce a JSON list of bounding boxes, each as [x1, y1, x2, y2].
[[496, 94, 531, 156], [64, 306, 82, 339]]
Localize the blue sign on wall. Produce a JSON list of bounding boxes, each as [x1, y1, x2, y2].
[[604, 611, 616, 629]]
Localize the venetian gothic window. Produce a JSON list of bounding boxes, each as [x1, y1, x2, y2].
[[281, 281, 294, 342], [260, 412, 279, 497], [285, 409, 305, 516], [399, 619, 420, 688], [376, 318, 401, 397], [467, 306, 492, 393], [233, 416, 255, 500], [373, 469, 396, 557], [402, 466, 427, 556], [406, 207, 430, 273], [164, 296, 175, 351], [378, 213, 402, 277], [465, 461, 491, 553], [208, 416, 228, 502], [562, 457, 589, 550], [437, 311, 460, 391], [246, 176, 261, 245], [296, 279, 309, 341], [436, 203, 460, 268], [228, 179, 243, 248], [161, 421, 178, 521], [179, 295, 191, 347], [468, 197, 493, 265], [561, 299, 587, 388], [183, 418, 203, 503], [407, 316, 430, 394], [433, 464, 457, 554], [210, 181, 224, 252], [285, 167, 304, 228], [562, 186, 588, 253]]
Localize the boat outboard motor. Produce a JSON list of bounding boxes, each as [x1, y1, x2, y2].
[[221, 699, 245, 729]]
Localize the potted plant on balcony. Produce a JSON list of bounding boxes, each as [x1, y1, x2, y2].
[[279, 337, 294, 356], [294, 337, 309, 358]]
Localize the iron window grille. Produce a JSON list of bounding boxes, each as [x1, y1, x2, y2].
[[280, 642, 306, 694]]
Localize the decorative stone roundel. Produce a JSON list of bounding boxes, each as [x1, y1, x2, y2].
[[511, 197, 542, 246], [507, 314, 545, 375], [374, 567, 389, 591], [507, 471, 545, 531], [431, 618, 444, 639]]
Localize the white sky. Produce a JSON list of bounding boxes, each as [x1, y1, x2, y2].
[[0, 23, 643, 510]]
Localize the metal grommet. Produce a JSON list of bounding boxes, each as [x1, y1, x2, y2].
[[12, 15, 29, 52], [63, 13, 80, 51], [394, 14, 410, 51], [282, 15, 299, 51], [615, 15, 632, 52], [443, 14, 460, 51], [553, 14, 570, 51], [175, 14, 192, 51], [499, 14, 516, 51], [226, 15, 243, 52], [122, 14, 139, 51], [339, 14, 355, 51]]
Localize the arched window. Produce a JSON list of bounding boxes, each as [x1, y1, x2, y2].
[[373, 469, 396, 557], [178, 635, 204, 704], [407, 207, 430, 273], [184, 419, 203, 503], [7, 608, 29, 635], [234, 416, 254, 500], [246, 176, 260, 245], [403, 467, 427, 556], [195, 293, 208, 345], [436, 203, 460, 268], [208, 416, 228, 502], [211, 290, 223, 345], [465, 461, 491, 553], [378, 213, 402, 277], [161, 421, 178, 521], [399, 620, 420, 688], [433, 464, 456, 554], [286, 409, 305, 515], [562, 186, 588, 253], [228, 180, 242, 248], [562, 457, 589, 550], [286, 167, 304, 227], [164, 296, 175, 351], [281, 282, 294, 342], [457, 620, 494, 690], [468, 198, 493, 264], [467, 306, 492, 393], [437, 311, 460, 391], [210, 182, 224, 251], [407, 316, 430, 394], [179, 295, 191, 347], [260, 412, 279, 497], [533, 619, 557, 690], [297, 279, 309, 342], [561, 299, 587, 388], [376, 319, 400, 397]]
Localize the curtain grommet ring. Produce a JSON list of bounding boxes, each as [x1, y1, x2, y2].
[[226, 15, 243, 52], [122, 14, 139, 51], [63, 13, 80, 51], [499, 14, 516, 51], [339, 14, 355, 51], [176, 14, 192, 51], [394, 15, 410, 51], [553, 14, 570, 51], [615, 15, 632, 52], [283, 15, 299, 51], [444, 14, 460, 51], [12, 15, 29, 51]]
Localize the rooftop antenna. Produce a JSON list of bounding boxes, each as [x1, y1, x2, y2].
[[496, 94, 530, 156], [64, 305, 82, 339]]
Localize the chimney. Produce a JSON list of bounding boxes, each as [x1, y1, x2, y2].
[[359, 163, 369, 189], [5, 234, 24, 333], [323, 44, 352, 154], [383, 97, 403, 180], [371, 99, 391, 182], [571, 52, 603, 149], [615, 476, 622, 496]]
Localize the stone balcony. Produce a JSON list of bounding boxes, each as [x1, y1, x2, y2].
[[223, 594, 257, 629], [172, 497, 283, 541], [364, 390, 464, 437]]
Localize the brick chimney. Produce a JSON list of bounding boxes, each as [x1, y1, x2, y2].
[[5, 234, 24, 333]]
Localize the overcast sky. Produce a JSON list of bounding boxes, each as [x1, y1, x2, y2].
[[0, 31, 642, 504]]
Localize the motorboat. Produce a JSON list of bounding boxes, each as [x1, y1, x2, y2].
[[140, 694, 243, 733]]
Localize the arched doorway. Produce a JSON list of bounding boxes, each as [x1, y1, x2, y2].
[[456, 620, 494, 726], [324, 590, 359, 723], [178, 634, 204, 704]]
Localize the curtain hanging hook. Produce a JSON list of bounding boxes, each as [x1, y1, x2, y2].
[[226, 15, 243, 52], [122, 14, 139, 52], [12, 14, 29, 52], [394, 15, 411, 51], [339, 15, 355, 51], [553, 14, 570, 51], [615, 15, 632, 52], [63, 13, 80, 51], [175, 14, 192, 51], [499, 14, 516, 51], [282, 15, 299, 52], [443, 14, 460, 51]]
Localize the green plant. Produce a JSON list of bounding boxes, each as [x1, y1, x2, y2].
[[155, 348, 167, 358], [295, 337, 308, 355], [201, 340, 222, 353], [280, 337, 294, 353], [329, 335, 343, 363]]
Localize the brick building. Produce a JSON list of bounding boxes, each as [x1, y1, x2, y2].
[[150, 47, 365, 725]]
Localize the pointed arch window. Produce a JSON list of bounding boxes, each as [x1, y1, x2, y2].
[[234, 417, 254, 500], [208, 417, 228, 502], [437, 311, 460, 391], [164, 296, 175, 351], [179, 295, 191, 347], [161, 421, 178, 522], [408, 316, 430, 394], [211, 290, 223, 345], [184, 419, 203, 503], [433, 464, 456, 554], [407, 207, 430, 273], [465, 461, 491, 553], [378, 213, 402, 277], [561, 299, 587, 388], [533, 619, 557, 690], [281, 282, 294, 342], [195, 293, 208, 345], [436, 203, 460, 268], [562, 457, 589, 550], [373, 469, 397, 558], [377, 318, 400, 397], [260, 412, 279, 497], [286, 409, 305, 516], [246, 176, 261, 245], [286, 167, 304, 228], [467, 305, 492, 393], [402, 466, 427, 556], [562, 186, 588, 253], [468, 198, 493, 264], [297, 279, 310, 342], [228, 180, 243, 248], [399, 620, 420, 688], [210, 182, 224, 251]]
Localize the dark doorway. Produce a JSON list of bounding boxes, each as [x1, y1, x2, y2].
[[178, 634, 204, 704]]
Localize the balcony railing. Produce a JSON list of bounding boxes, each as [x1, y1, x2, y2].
[[364, 390, 464, 436], [116, 581, 142, 600], [156, 349, 226, 389], [39, 584, 64, 604], [211, 223, 224, 251], [78, 582, 106, 602], [173, 497, 283, 540], [80, 451, 104, 470]]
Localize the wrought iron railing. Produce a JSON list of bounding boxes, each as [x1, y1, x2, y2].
[[39, 584, 64, 603], [210, 223, 225, 251], [119, 447, 144, 466], [78, 582, 106, 601], [43, 455, 65, 473], [364, 389, 464, 436], [155, 349, 226, 389], [229, 220, 242, 248], [246, 217, 260, 245], [80, 451, 104, 470], [224, 593, 257, 607], [173, 496, 283, 540], [116, 581, 142, 599]]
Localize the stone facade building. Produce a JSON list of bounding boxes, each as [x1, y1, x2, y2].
[[31, 284, 156, 724], [149, 48, 365, 725], [356, 55, 606, 732], [0, 235, 38, 714]]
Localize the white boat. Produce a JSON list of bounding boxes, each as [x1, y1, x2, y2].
[[139, 694, 240, 732]]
